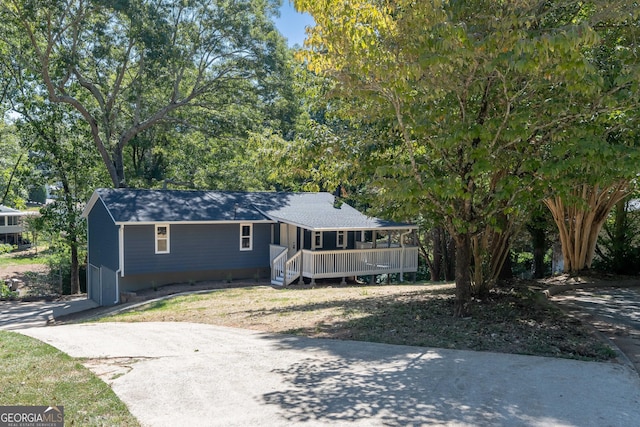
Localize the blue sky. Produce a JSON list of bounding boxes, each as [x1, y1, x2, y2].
[[275, 1, 315, 48]]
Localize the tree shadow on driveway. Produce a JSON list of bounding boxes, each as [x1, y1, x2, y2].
[[259, 334, 640, 426], [552, 286, 640, 376]]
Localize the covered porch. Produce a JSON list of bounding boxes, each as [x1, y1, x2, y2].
[[270, 228, 419, 286], [0, 205, 36, 245]]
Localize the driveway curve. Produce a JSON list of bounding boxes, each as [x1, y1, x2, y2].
[[19, 322, 640, 427], [552, 286, 640, 375]]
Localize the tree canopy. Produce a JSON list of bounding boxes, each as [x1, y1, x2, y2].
[[295, 0, 640, 314], [1, 0, 290, 187]]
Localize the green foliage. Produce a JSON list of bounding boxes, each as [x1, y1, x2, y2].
[[294, 0, 639, 294], [46, 244, 87, 295], [28, 185, 47, 204], [0, 280, 18, 299], [594, 199, 640, 275], [296, 0, 638, 274], [0, 123, 31, 207], [0, 243, 15, 255], [1, 0, 291, 188]]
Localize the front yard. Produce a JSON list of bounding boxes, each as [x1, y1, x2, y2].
[[103, 281, 616, 361]]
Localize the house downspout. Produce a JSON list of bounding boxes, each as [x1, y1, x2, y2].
[[400, 229, 412, 282], [116, 224, 124, 304], [114, 270, 120, 305]]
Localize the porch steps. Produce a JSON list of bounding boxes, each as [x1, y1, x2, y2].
[[271, 276, 284, 287]]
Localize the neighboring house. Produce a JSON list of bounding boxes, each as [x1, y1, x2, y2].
[[0, 205, 36, 245], [82, 188, 419, 306]]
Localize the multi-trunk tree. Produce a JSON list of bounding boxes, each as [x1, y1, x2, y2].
[[295, 0, 638, 315], [540, 9, 640, 272]]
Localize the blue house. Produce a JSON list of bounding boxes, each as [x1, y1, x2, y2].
[[82, 189, 418, 306]]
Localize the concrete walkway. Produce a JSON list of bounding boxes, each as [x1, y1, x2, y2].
[[19, 322, 640, 427]]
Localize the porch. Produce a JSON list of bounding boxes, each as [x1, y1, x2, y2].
[[270, 244, 419, 286]]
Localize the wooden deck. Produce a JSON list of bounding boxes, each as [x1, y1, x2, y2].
[[271, 245, 419, 286]]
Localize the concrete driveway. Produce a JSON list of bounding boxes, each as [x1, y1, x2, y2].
[[0, 298, 98, 330], [19, 321, 640, 427], [552, 286, 640, 375]]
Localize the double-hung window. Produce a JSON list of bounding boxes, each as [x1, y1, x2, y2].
[[240, 224, 253, 251], [312, 231, 323, 249], [337, 231, 347, 248], [155, 224, 170, 254]]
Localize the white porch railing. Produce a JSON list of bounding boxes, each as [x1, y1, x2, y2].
[[270, 244, 287, 263], [301, 246, 419, 280], [0, 225, 25, 234], [270, 245, 301, 286]]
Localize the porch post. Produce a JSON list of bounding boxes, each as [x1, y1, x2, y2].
[[369, 230, 377, 285]]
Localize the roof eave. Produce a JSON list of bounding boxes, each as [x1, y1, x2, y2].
[[114, 219, 276, 226]]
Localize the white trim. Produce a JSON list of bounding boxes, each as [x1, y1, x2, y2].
[[337, 230, 347, 248], [155, 224, 170, 254], [119, 225, 125, 276], [249, 213, 417, 232], [114, 219, 274, 226], [240, 223, 253, 251]]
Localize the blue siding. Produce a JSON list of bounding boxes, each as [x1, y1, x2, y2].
[[123, 223, 271, 276], [87, 199, 119, 271], [302, 230, 356, 250]]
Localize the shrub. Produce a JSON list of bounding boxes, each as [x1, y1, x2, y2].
[[0, 280, 18, 299], [0, 244, 15, 255], [47, 250, 87, 295]]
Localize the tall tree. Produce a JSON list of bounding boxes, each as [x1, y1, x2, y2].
[[541, 8, 640, 272], [16, 104, 104, 294], [1, 0, 286, 187], [295, 0, 635, 315], [0, 122, 30, 207]]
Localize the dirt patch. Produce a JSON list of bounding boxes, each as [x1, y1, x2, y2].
[[0, 263, 49, 278], [0, 263, 54, 298]]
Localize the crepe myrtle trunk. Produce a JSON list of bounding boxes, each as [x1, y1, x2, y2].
[[453, 233, 472, 317]]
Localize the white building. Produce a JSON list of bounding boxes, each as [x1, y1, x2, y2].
[[0, 205, 36, 245]]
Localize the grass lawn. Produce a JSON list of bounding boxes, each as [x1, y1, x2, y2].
[[0, 247, 52, 267], [0, 331, 139, 426], [103, 281, 616, 361]]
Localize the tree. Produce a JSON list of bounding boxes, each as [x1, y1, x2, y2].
[[295, 0, 635, 315], [16, 105, 104, 294], [594, 196, 640, 274], [525, 206, 554, 279], [541, 9, 640, 272], [1, 0, 287, 187], [0, 122, 31, 207]]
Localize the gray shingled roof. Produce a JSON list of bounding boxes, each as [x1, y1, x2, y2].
[[88, 189, 415, 231], [254, 192, 410, 230], [0, 205, 20, 214], [0, 205, 33, 216]]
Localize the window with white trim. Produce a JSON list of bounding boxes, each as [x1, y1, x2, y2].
[[155, 224, 170, 254], [337, 231, 347, 248], [312, 231, 323, 249], [240, 224, 253, 251]]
